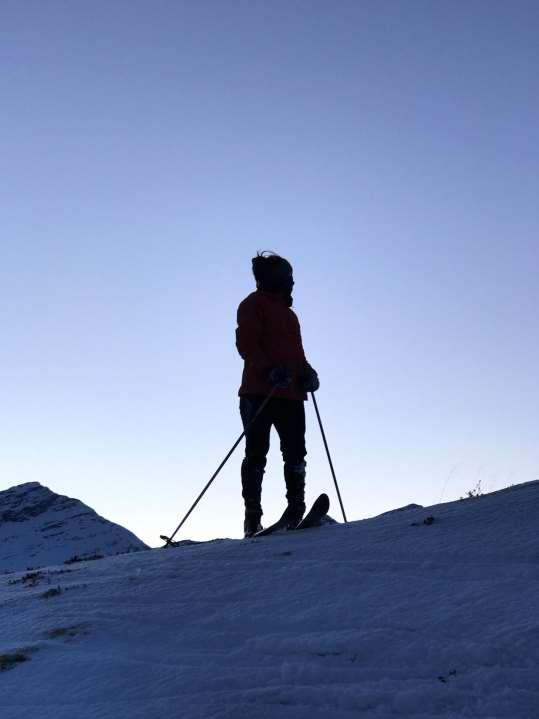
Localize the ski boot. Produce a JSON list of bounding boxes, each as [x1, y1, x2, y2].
[[244, 510, 263, 538], [241, 458, 265, 537], [283, 461, 306, 528]]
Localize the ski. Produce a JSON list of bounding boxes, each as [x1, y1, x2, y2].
[[253, 493, 330, 537], [251, 508, 292, 537], [293, 492, 330, 530]]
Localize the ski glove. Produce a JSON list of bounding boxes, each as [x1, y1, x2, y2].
[[267, 366, 292, 389], [303, 366, 320, 393]]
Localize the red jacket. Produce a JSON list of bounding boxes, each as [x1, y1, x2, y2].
[[236, 289, 312, 401]]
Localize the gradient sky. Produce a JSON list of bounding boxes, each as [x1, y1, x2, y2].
[[2, 1, 538, 546]]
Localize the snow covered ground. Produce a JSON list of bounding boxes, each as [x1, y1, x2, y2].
[[1, 481, 537, 718], [0, 483, 147, 573]]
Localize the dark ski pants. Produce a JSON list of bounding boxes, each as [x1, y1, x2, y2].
[[239, 394, 307, 519]]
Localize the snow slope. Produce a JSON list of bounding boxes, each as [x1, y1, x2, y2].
[[0, 482, 147, 573], [1, 481, 538, 718]]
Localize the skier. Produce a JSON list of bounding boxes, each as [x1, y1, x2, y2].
[[236, 252, 320, 537]]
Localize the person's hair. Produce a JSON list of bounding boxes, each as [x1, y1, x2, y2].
[[251, 251, 292, 289]]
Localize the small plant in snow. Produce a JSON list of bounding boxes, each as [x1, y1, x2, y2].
[[8, 571, 44, 587], [0, 652, 27, 672], [461, 479, 483, 500], [64, 553, 104, 565], [40, 586, 63, 600], [45, 624, 89, 640]]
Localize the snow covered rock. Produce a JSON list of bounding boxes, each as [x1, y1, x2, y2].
[[0, 482, 147, 573]]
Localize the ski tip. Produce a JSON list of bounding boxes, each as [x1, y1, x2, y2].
[[315, 493, 330, 511]]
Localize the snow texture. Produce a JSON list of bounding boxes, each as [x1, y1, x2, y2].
[[0, 482, 147, 573], [1, 480, 538, 718]]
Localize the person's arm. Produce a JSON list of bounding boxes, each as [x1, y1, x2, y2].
[[235, 299, 271, 377], [295, 317, 319, 392]]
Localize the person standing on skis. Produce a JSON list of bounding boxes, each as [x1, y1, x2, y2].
[[235, 251, 320, 537]]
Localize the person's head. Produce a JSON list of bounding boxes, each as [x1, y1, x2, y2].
[[252, 251, 294, 306]]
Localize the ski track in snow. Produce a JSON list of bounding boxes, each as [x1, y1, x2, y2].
[[1, 481, 538, 718]]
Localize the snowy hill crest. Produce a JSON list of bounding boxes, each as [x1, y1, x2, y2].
[[0, 480, 538, 717], [0, 482, 148, 572]]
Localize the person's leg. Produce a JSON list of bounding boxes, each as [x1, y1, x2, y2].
[[273, 399, 307, 525], [240, 395, 273, 534]]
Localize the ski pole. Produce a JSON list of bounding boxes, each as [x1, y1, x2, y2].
[[161, 386, 278, 546], [310, 392, 348, 523]]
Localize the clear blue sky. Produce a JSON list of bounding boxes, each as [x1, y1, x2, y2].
[[2, 1, 538, 545]]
